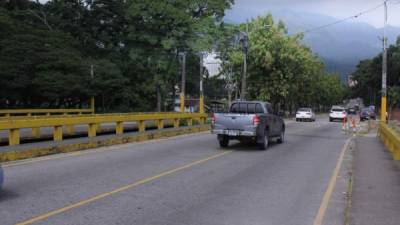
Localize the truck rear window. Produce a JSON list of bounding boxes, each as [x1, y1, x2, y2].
[[230, 103, 263, 114]]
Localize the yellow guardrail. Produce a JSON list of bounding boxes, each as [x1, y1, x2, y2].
[[0, 109, 94, 117], [378, 123, 400, 160], [0, 112, 207, 146]]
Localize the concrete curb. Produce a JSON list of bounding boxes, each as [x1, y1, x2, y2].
[[0, 125, 210, 162]]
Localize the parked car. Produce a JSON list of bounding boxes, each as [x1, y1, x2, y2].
[[211, 101, 285, 150], [360, 108, 376, 121], [0, 164, 3, 190], [296, 108, 316, 122], [329, 106, 346, 122]]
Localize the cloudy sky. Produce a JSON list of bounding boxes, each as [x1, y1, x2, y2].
[[227, 0, 400, 28]]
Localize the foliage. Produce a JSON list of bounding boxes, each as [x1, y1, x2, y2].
[[389, 86, 400, 110], [219, 14, 345, 112], [349, 37, 400, 107], [0, 0, 233, 111], [0, 1, 344, 113]]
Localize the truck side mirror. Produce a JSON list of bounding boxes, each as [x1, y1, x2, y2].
[[278, 111, 285, 117]]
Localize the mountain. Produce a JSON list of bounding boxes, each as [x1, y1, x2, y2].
[[224, 9, 400, 81]]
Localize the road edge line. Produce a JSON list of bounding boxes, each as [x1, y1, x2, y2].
[[313, 136, 353, 225]]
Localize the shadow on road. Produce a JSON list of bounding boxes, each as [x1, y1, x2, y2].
[[221, 140, 279, 152], [0, 189, 19, 202]]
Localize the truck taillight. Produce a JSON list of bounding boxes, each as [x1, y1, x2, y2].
[[212, 114, 216, 124], [253, 115, 260, 126]]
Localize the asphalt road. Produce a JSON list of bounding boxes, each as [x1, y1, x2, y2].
[[0, 116, 350, 225]]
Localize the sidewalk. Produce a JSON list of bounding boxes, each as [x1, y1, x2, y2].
[[350, 131, 400, 225]]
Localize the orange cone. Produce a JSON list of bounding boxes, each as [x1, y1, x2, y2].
[[342, 116, 347, 130]]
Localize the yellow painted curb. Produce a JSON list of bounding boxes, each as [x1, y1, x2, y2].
[[0, 126, 210, 162]]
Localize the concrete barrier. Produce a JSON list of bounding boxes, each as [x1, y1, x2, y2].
[[378, 123, 400, 160]]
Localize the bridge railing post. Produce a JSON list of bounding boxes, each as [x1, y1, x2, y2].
[[173, 119, 179, 128], [9, 128, 20, 146], [53, 126, 63, 141], [157, 119, 164, 129], [116, 121, 124, 135], [88, 123, 97, 138], [139, 120, 146, 132], [187, 118, 193, 127]]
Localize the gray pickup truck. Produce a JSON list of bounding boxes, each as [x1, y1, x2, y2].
[[211, 101, 285, 150]]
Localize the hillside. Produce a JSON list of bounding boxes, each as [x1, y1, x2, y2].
[[225, 9, 400, 80]]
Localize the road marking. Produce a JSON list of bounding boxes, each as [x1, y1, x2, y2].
[[15, 150, 232, 225], [313, 136, 353, 225], [3, 131, 210, 168]]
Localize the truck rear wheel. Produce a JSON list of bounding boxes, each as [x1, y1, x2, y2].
[[277, 129, 284, 144], [258, 132, 269, 150], [219, 136, 229, 148]]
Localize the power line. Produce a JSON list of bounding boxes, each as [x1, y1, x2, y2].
[[296, 2, 385, 35]]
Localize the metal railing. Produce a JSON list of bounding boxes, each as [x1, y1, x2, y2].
[[378, 123, 400, 160], [0, 112, 207, 146], [0, 109, 94, 117]]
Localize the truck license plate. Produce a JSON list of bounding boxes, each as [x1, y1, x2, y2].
[[227, 130, 240, 136]]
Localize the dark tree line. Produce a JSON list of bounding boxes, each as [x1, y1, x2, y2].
[[1, 0, 344, 113], [0, 0, 233, 112], [349, 37, 400, 109]]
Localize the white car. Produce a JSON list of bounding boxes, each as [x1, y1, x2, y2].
[[329, 107, 346, 122], [296, 108, 316, 122]]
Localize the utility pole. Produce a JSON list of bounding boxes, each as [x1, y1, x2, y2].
[[225, 66, 235, 107], [240, 20, 249, 101], [90, 64, 95, 113], [199, 52, 205, 114], [381, 1, 388, 123], [180, 52, 186, 113]]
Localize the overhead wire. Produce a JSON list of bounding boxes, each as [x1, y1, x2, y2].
[[296, 2, 386, 35]]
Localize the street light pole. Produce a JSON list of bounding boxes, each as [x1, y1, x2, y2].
[[381, 1, 388, 123], [239, 22, 270, 101], [180, 52, 186, 113], [241, 48, 247, 101], [240, 21, 249, 101], [90, 64, 95, 113], [199, 52, 205, 114]]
